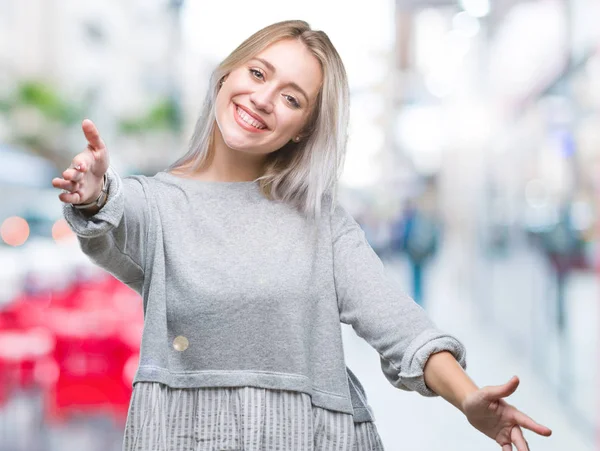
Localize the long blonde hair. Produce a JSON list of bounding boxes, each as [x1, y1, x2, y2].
[[168, 20, 350, 219]]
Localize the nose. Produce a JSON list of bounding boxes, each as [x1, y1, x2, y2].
[[249, 85, 275, 114]]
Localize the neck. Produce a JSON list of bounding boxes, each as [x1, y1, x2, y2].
[[186, 127, 265, 182]]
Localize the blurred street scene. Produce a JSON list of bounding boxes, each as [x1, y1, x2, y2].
[[1, 0, 599, 449]]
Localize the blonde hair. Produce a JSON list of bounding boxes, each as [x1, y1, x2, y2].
[[167, 20, 349, 219]]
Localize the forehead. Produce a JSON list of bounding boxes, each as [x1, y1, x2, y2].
[[252, 39, 323, 101]]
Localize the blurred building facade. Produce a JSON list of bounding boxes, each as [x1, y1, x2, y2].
[[390, 0, 600, 437], [0, 0, 186, 173]]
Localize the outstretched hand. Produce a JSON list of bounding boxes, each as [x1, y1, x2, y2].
[[462, 376, 552, 450], [52, 119, 110, 205]]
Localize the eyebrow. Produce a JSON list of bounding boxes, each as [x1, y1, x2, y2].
[[251, 57, 310, 104]]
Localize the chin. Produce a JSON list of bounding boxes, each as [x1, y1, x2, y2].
[[220, 130, 278, 156], [221, 133, 257, 153]]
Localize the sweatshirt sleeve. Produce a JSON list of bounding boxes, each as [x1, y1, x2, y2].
[[331, 202, 467, 397], [62, 166, 149, 293]]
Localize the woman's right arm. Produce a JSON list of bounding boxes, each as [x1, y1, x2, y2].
[[52, 119, 148, 292]]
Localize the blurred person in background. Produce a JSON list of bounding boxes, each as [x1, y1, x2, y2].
[[52, 20, 551, 451], [401, 178, 442, 307], [538, 202, 587, 337]]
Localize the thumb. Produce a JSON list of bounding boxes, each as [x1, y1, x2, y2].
[[82, 119, 106, 151], [483, 376, 519, 401]]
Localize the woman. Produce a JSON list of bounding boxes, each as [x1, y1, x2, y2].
[[53, 20, 551, 451]]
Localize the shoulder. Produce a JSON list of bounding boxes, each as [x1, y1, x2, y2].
[[125, 171, 177, 193], [108, 170, 167, 204], [321, 193, 362, 240]]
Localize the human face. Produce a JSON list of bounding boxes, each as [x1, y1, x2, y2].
[[214, 39, 323, 156]]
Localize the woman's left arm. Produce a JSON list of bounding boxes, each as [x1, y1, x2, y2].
[[329, 202, 551, 450], [424, 351, 552, 451]]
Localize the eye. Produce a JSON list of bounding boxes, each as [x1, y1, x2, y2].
[[249, 68, 264, 80], [284, 95, 300, 109]]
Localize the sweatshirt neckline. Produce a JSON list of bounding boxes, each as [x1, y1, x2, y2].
[[156, 171, 261, 190]]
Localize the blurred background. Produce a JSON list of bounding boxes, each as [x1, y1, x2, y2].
[[0, 0, 598, 449]]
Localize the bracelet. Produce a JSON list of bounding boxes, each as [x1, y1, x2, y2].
[[72, 173, 109, 210]]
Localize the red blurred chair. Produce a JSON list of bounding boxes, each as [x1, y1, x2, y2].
[[1, 273, 143, 425], [42, 276, 143, 424], [0, 327, 56, 393]]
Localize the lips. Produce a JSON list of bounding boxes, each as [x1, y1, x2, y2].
[[234, 104, 269, 130]]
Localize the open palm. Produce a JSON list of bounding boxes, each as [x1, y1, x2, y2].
[[52, 119, 109, 205], [462, 376, 552, 451]]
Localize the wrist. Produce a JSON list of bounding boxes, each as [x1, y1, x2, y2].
[[423, 351, 479, 413], [458, 385, 480, 414], [72, 173, 108, 211]]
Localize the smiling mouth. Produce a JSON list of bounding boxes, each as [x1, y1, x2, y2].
[[234, 105, 268, 131]]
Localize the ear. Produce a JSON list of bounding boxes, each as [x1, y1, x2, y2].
[[293, 126, 311, 143]]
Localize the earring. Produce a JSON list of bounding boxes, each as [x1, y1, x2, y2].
[[293, 136, 301, 142]]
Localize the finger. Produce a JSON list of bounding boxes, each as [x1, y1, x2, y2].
[[484, 376, 519, 400], [513, 410, 552, 436], [502, 444, 513, 451], [511, 426, 529, 451], [62, 168, 83, 182], [71, 153, 95, 173], [58, 190, 82, 204], [64, 166, 85, 182], [52, 178, 77, 192], [69, 159, 85, 172], [82, 119, 105, 150]]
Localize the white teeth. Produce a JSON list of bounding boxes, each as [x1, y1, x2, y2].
[[236, 107, 266, 129]]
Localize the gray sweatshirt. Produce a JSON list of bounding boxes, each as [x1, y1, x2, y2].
[[63, 167, 466, 420]]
